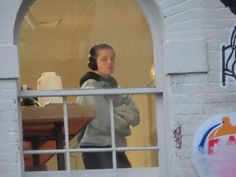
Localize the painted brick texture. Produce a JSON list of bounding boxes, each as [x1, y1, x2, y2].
[[0, 80, 22, 177], [0, 0, 236, 177], [160, 0, 236, 177], [0, 0, 22, 176]]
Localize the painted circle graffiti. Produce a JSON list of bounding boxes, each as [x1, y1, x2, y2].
[[192, 113, 236, 177]]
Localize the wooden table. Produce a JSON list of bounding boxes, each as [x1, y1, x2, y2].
[[22, 104, 95, 170]]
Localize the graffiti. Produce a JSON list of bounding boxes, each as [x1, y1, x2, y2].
[[174, 125, 182, 149], [192, 113, 236, 177], [219, 0, 236, 15], [222, 26, 236, 86]]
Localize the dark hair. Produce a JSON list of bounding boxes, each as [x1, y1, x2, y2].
[[88, 44, 114, 70]]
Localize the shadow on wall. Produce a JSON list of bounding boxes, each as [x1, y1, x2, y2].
[[220, 0, 236, 15]]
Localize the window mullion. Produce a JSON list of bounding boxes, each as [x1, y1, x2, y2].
[[63, 97, 71, 176], [109, 98, 117, 177], [21, 91, 162, 173], [156, 93, 168, 177]]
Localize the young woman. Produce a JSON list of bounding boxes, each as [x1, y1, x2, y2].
[[77, 44, 140, 169]]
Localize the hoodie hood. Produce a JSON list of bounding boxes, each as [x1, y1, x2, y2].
[[80, 72, 118, 88]]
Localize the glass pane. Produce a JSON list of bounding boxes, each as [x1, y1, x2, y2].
[[45, 153, 66, 171], [70, 152, 85, 170], [72, 94, 112, 147], [18, 0, 155, 90], [71, 93, 158, 147], [22, 95, 66, 171], [69, 150, 159, 170], [124, 94, 157, 147], [70, 151, 136, 170], [24, 153, 66, 171], [69, 93, 158, 169], [21, 92, 158, 171], [22, 96, 65, 150], [125, 150, 159, 168], [70, 151, 120, 170]]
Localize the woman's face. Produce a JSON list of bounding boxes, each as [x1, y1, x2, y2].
[[96, 48, 115, 77]]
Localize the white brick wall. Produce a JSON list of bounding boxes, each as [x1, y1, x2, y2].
[[0, 0, 23, 177], [161, 0, 236, 176], [164, 38, 208, 74], [0, 0, 21, 44], [0, 0, 236, 177], [0, 45, 19, 79], [0, 80, 22, 177]]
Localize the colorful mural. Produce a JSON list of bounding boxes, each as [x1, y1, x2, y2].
[[192, 113, 236, 177]]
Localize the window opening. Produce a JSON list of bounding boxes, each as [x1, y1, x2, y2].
[[18, 0, 155, 90], [17, 0, 164, 176], [20, 88, 160, 176]]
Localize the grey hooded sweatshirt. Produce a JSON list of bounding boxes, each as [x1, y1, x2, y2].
[[76, 72, 140, 147]]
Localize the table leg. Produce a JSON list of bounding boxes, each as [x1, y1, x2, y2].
[[31, 138, 40, 167], [54, 123, 65, 170]]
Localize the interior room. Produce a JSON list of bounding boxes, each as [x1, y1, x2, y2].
[[19, 0, 158, 170]]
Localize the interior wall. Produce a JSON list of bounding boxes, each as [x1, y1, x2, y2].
[[18, 0, 154, 90], [127, 93, 158, 167]]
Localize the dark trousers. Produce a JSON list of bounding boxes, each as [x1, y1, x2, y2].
[[81, 146, 131, 169]]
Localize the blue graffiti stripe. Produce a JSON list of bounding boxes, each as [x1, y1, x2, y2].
[[198, 123, 221, 153]]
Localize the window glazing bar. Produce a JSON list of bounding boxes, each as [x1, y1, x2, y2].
[[115, 146, 159, 151], [19, 87, 160, 97], [24, 149, 67, 154], [63, 97, 71, 176], [109, 98, 118, 177], [70, 148, 113, 152], [24, 146, 160, 155], [24, 147, 113, 155]]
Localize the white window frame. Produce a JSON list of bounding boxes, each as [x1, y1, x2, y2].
[[19, 87, 166, 177], [16, 1, 168, 177]]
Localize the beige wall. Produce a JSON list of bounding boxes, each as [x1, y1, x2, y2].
[[18, 0, 154, 90], [127, 93, 158, 167]]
